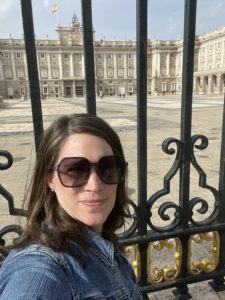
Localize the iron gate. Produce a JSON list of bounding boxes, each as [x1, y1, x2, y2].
[[1, 0, 225, 299]]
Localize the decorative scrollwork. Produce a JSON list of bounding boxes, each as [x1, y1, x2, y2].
[[0, 225, 24, 263], [117, 199, 139, 239], [188, 231, 219, 275], [147, 138, 183, 232], [123, 245, 140, 280], [0, 150, 13, 170], [147, 238, 182, 284], [189, 135, 220, 225], [0, 150, 26, 216]]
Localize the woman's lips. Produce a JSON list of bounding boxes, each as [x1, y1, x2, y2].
[[81, 199, 105, 207]]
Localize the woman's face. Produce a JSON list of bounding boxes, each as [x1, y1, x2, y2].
[[48, 133, 117, 233]]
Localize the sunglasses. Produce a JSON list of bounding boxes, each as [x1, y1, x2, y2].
[[49, 155, 127, 188]]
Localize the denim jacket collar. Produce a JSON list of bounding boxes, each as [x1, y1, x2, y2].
[[81, 227, 116, 267]]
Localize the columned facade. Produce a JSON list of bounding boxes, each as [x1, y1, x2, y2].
[[1, 17, 225, 98]]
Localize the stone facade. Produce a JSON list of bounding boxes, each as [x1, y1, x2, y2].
[[0, 16, 225, 98]]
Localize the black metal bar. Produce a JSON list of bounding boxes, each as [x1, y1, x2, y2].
[[180, 0, 197, 228], [136, 0, 148, 290], [81, 0, 96, 115], [178, 0, 197, 297], [140, 268, 225, 294], [20, 0, 43, 151], [118, 223, 225, 247], [218, 95, 225, 219]]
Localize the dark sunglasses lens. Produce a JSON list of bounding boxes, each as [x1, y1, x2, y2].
[[98, 156, 125, 184], [58, 158, 89, 187]]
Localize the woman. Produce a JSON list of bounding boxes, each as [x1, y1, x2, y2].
[[0, 113, 142, 299]]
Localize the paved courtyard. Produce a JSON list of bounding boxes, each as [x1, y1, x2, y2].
[[0, 94, 225, 299]]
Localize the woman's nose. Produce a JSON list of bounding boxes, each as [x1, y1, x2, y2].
[[84, 168, 104, 191]]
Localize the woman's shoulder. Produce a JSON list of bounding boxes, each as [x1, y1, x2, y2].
[[1, 244, 66, 273], [3, 243, 62, 265], [0, 244, 77, 299]]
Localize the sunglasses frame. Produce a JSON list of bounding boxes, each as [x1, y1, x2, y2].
[[49, 155, 127, 188]]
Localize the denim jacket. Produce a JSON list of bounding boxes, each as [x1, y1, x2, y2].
[[0, 229, 142, 299]]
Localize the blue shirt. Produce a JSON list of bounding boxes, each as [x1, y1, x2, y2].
[[0, 229, 142, 299]]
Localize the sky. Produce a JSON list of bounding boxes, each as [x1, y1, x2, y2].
[[1, 0, 225, 41]]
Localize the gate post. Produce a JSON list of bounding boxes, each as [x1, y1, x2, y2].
[[175, 0, 197, 298], [136, 1, 148, 297], [20, 0, 43, 150]]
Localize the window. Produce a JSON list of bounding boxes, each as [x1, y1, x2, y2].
[[128, 53, 132, 59], [107, 60, 113, 67], [171, 83, 176, 91], [117, 68, 124, 78], [170, 66, 175, 76], [76, 86, 84, 97], [97, 69, 104, 77], [74, 54, 81, 62], [128, 85, 133, 93], [162, 82, 167, 91], [107, 68, 114, 78], [128, 68, 133, 77], [16, 53, 21, 59], [65, 86, 71, 96], [17, 69, 24, 79], [52, 53, 56, 59], [63, 66, 70, 77], [52, 69, 59, 78], [5, 53, 9, 59], [97, 54, 102, 59], [5, 69, 12, 79], [41, 68, 48, 78], [107, 54, 112, 59], [64, 54, 69, 59], [43, 86, 48, 94], [161, 66, 166, 76], [109, 85, 114, 92], [118, 54, 122, 59], [40, 53, 45, 59]]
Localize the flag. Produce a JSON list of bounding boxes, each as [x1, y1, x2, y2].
[[51, 4, 58, 13]]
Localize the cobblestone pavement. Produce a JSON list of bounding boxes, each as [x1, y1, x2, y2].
[[0, 94, 225, 299]]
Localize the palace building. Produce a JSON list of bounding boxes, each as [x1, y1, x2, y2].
[[0, 15, 225, 99]]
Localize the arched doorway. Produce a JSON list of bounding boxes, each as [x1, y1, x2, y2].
[[195, 77, 201, 94], [211, 75, 217, 93], [220, 74, 225, 93], [203, 76, 208, 94]]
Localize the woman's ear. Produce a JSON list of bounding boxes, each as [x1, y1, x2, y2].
[[47, 173, 55, 191]]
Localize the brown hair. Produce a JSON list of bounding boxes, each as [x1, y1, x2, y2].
[[14, 113, 130, 251]]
